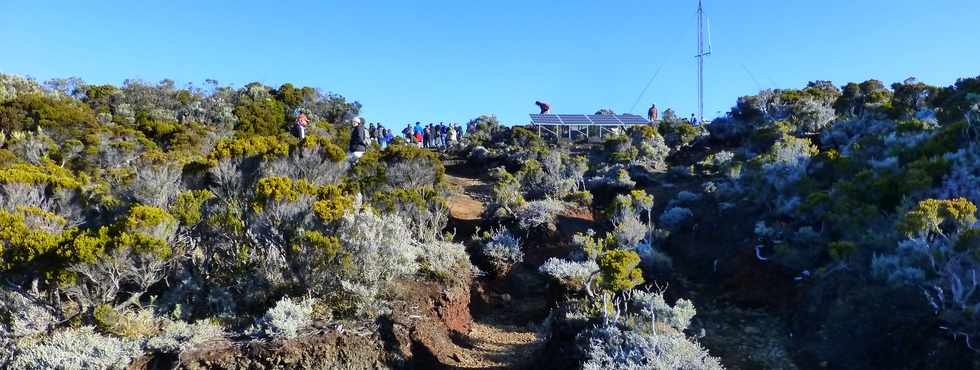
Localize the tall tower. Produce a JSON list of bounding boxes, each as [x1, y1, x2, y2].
[[696, 0, 710, 124]]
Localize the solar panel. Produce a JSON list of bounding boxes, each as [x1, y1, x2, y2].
[[531, 113, 649, 125], [529, 114, 561, 124], [618, 114, 650, 124], [588, 115, 623, 124], [557, 114, 591, 124]]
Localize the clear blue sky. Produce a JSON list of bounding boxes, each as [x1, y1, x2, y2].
[[2, 0, 978, 125]]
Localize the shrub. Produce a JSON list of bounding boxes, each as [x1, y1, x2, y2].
[[596, 249, 644, 293], [480, 228, 524, 277], [897, 198, 977, 238], [252, 296, 315, 339], [0, 289, 56, 337], [515, 198, 566, 231], [579, 324, 723, 370], [170, 190, 214, 226], [332, 207, 421, 314], [539, 258, 599, 291], [145, 319, 226, 353], [8, 326, 142, 370], [418, 241, 474, 287], [631, 291, 697, 331], [0, 207, 66, 271], [233, 95, 286, 136], [658, 118, 700, 148], [490, 169, 526, 216], [658, 207, 693, 230], [93, 305, 159, 338], [208, 135, 291, 162], [828, 241, 858, 261]]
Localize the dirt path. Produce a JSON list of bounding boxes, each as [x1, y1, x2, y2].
[[446, 174, 489, 221], [443, 171, 547, 369], [450, 314, 545, 369]]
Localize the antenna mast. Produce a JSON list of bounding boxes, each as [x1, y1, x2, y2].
[[696, 0, 710, 124]]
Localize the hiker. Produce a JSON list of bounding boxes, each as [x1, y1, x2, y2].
[[535, 100, 551, 114], [384, 129, 395, 149], [349, 117, 370, 160], [368, 123, 377, 142], [438, 122, 447, 148], [648, 104, 658, 122], [294, 111, 309, 139], [448, 124, 457, 144], [413, 122, 424, 147], [690, 114, 698, 125], [423, 125, 432, 148], [402, 124, 412, 141]]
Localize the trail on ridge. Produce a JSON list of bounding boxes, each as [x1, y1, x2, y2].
[[444, 168, 547, 370]]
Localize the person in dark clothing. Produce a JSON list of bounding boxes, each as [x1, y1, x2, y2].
[[349, 117, 370, 160], [690, 114, 698, 125], [648, 104, 658, 122], [535, 100, 551, 114], [403, 124, 413, 141]]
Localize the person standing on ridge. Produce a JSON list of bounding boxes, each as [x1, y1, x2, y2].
[[403, 124, 413, 141], [348, 117, 370, 160], [648, 104, 658, 122], [294, 111, 309, 140], [448, 124, 457, 145], [690, 113, 698, 125], [535, 100, 551, 114], [413, 121, 424, 147]]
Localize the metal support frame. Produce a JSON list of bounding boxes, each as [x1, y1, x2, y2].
[[532, 122, 648, 142]]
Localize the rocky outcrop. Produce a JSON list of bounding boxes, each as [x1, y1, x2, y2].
[[133, 279, 472, 370]]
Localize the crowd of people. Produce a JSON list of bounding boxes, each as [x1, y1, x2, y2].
[[341, 118, 465, 161], [400, 121, 463, 149]]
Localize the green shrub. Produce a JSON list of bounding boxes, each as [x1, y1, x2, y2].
[[93, 305, 158, 338], [0, 208, 66, 270], [233, 96, 286, 136], [828, 241, 858, 261], [312, 185, 355, 223], [596, 249, 644, 293], [208, 135, 291, 162], [171, 190, 215, 225], [897, 198, 977, 238]]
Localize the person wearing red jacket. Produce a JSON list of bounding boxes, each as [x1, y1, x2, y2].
[[535, 101, 551, 114]]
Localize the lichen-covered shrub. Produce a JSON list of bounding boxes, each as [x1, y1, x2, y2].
[[630, 291, 697, 331], [145, 319, 226, 353], [332, 207, 421, 314], [0, 289, 56, 337], [515, 198, 566, 231], [8, 326, 142, 370], [252, 296, 315, 339], [418, 240, 474, 287], [579, 324, 723, 370], [480, 228, 524, 277], [539, 258, 600, 291]]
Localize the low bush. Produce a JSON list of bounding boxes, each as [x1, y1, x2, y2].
[[539, 258, 599, 291], [480, 228, 523, 278], [251, 296, 315, 339]]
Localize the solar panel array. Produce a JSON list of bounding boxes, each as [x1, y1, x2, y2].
[[529, 114, 651, 125]]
